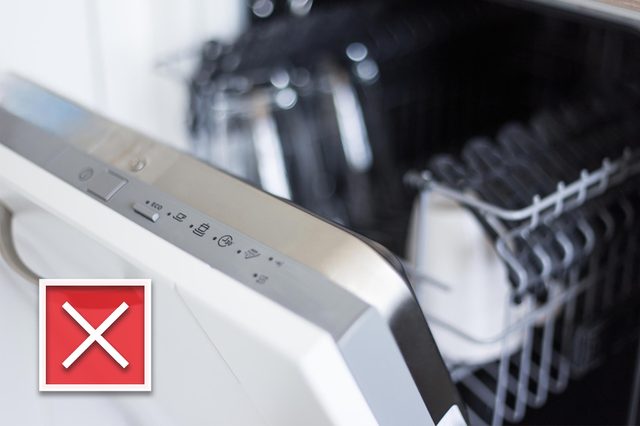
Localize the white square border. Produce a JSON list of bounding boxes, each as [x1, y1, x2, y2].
[[39, 278, 151, 392]]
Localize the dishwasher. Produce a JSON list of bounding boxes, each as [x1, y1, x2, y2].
[[185, 0, 640, 424]]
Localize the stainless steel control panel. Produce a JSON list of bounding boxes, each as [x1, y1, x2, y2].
[[42, 143, 368, 339]]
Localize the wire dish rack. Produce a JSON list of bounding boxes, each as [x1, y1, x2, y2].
[[405, 121, 640, 424]]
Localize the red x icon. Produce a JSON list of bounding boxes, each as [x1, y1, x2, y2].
[[39, 279, 151, 391]]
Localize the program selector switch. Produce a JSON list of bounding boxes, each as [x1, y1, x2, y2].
[[133, 202, 160, 223]]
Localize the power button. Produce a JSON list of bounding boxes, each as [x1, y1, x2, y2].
[[87, 171, 127, 201]]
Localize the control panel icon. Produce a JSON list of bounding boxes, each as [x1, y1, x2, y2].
[[173, 212, 187, 222], [244, 249, 260, 259], [193, 223, 210, 237], [218, 235, 233, 247]]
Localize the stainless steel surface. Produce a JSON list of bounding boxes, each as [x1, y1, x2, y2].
[[512, 0, 640, 29]]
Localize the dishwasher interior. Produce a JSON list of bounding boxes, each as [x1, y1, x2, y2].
[[183, 0, 640, 423]]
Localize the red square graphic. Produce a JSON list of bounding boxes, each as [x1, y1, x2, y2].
[[39, 279, 151, 391]]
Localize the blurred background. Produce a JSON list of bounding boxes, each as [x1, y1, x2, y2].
[[0, 0, 246, 151], [3, 0, 640, 424]]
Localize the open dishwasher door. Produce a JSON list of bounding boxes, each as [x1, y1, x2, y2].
[[0, 74, 465, 426]]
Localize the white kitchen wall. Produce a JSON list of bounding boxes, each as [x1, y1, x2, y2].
[[0, 0, 245, 149]]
